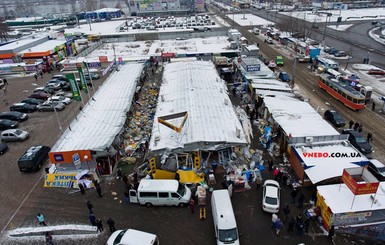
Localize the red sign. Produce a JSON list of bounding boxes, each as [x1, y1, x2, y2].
[[342, 169, 379, 195], [161, 52, 175, 58], [99, 56, 108, 62]]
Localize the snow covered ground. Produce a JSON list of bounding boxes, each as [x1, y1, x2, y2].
[[328, 24, 353, 31], [226, 14, 274, 26]]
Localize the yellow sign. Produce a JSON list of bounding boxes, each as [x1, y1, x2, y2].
[[44, 173, 77, 188], [316, 192, 332, 227]]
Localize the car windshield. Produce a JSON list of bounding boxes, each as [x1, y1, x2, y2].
[[265, 196, 278, 205], [113, 230, 127, 244], [14, 129, 23, 135], [218, 228, 238, 242], [355, 135, 367, 143], [177, 183, 185, 196]]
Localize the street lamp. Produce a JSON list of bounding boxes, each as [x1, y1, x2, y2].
[[84, 155, 91, 170], [51, 97, 63, 134], [322, 13, 332, 47]]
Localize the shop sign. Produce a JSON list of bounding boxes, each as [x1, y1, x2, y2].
[[65, 73, 81, 101], [99, 56, 108, 62], [44, 173, 77, 188], [161, 52, 175, 58], [342, 169, 379, 195]]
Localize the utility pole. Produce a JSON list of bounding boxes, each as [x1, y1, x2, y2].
[[322, 13, 332, 47], [291, 51, 297, 89]]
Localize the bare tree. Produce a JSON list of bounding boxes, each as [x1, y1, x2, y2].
[[0, 23, 10, 42], [52, 7, 58, 14], [2, 6, 10, 20], [115, 3, 123, 9], [85, 0, 98, 11], [71, 3, 77, 14]]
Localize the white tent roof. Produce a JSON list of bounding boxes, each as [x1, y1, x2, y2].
[[149, 61, 247, 153], [294, 144, 370, 183], [317, 182, 385, 213], [51, 63, 144, 152], [18, 40, 66, 53], [263, 97, 339, 137]]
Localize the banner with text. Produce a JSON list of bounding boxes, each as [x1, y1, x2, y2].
[[77, 66, 88, 93], [65, 73, 81, 101]]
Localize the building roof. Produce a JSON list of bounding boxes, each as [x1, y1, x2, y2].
[[0, 35, 49, 52], [51, 63, 144, 153], [94, 8, 121, 13], [317, 182, 385, 213], [293, 143, 369, 183], [18, 40, 66, 54], [263, 97, 339, 137], [149, 61, 247, 153]]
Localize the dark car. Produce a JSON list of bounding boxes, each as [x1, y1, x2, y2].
[[324, 109, 346, 128], [0, 111, 28, 121], [342, 129, 372, 155], [28, 92, 50, 100], [367, 160, 385, 181], [18, 145, 51, 172], [368, 69, 385, 75], [10, 103, 37, 113], [0, 119, 19, 130], [334, 51, 346, 57], [0, 142, 8, 155], [278, 72, 291, 82], [21, 98, 44, 105], [324, 47, 338, 54]]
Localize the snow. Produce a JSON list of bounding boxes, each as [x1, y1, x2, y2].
[[65, 20, 127, 35], [0, 35, 49, 51], [149, 61, 247, 153], [94, 8, 120, 13], [18, 40, 66, 54], [51, 63, 144, 153], [294, 144, 369, 184], [281, 8, 385, 23], [263, 97, 339, 137], [350, 64, 385, 100], [226, 14, 274, 26], [317, 182, 385, 213], [328, 24, 353, 31]]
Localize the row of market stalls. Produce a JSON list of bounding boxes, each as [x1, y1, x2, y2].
[[232, 52, 385, 241]]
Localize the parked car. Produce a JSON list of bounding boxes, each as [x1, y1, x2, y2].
[[107, 229, 159, 245], [10, 103, 37, 113], [51, 75, 69, 82], [48, 96, 72, 105], [18, 145, 51, 172], [367, 160, 385, 181], [334, 51, 346, 57], [326, 48, 339, 55], [28, 92, 50, 100], [278, 72, 291, 82], [45, 82, 61, 91], [37, 101, 66, 112], [1, 129, 29, 142], [262, 180, 280, 213], [0, 119, 19, 130], [296, 54, 310, 63], [46, 79, 68, 88], [84, 73, 100, 80], [368, 69, 385, 75], [76, 78, 93, 87], [0, 111, 28, 121], [342, 129, 372, 155], [33, 86, 55, 95], [54, 91, 73, 99], [0, 142, 8, 154], [264, 37, 273, 44], [276, 56, 284, 66], [21, 98, 44, 105], [324, 109, 346, 128]]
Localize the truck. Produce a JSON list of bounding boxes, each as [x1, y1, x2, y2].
[[252, 27, 260, 35], [228, 29, 242, 41], [213, 56, 231, 66]]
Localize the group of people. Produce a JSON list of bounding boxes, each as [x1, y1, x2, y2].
[[87, 200, 117, 233], [348, 120, 373, 142], [78, 179, 102, 198], [272, 212, 312, 237]]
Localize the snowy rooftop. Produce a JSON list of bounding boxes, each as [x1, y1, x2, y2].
[[51, 63, 144, 152], [149, 61, 247, 153], [317, 182, 385, 213], [65, 20, 127, 35], [226, 14, 274, 26], [263, 97, 339, 137], [18, 40, 66, 54], [251, 78, 292, 91], [0, 35, 49, 51], [294, 144, 369, 184], [93, 8, 120, 13], [234, 58, 276, 80], [256, 90, 296, 99]]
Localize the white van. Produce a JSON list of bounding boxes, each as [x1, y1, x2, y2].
[[211, 190, 240, 245], [253, 28, 260, 35], [107, 229, 159, 245], [129, 179, 191, 207]]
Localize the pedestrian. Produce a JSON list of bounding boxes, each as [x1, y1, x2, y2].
[[348, 120, 354, 129], [297, 192, 305, 209], [277, 170, 283, 183], [328, 225, 335, 241], [37, 213, 47, 226], [372, 102, 376, 111], [117, 168, 123, 180], [94, 180, 102, 197], [188, 198, 195, 214], [245, 104, 250, 115], [87, 201, 93, 213], [353, 122, 359, 131], [96, 218, 104, 232], [34, 73, 38, 81], [358, 123, 363, 133], [287, 217, 295, 234], [232, 86, 236, 96], [291, 188, 298, 204], [367, 132, 373, 142], [79, 183, 85, 195], [268, 160, 273, 172], [97, 163, 104, 176], [256, 177, 262, 190], [271, 213, 278, 229], [273, 167, 280, 181], [3, 78, 7, 85], [274, 218, 283, 235], [283, 205, 290, 222], [45, 232, 54, 245], [3, 86, 7, 95], [40, 70, 44, 78], [107, 217, 116, 233], [89, 212, 96, 226], [122, 173, 128, 185], [124, 188, 130, 203], [304, 217, 311, 233], [282, 174, 288, 187], [211, 160, 218, 173], [152, 68, 155, 75], [296, 219, 304, 236]]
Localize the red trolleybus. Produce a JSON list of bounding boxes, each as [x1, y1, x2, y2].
[[317, 74, 365, 110]]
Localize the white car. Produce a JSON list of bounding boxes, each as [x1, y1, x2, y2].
[[1, 129, 29, 142], [48, 96, 72, 105], [265, 37, 273, 44], [107, 229, 159, 245], [54, 91, 73, 99], [37, 101, 66, 111], [45, 83, 61, 91], [262, 180, 280, 213]]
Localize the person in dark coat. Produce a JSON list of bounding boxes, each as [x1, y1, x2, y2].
[[328, 225, 335, 241], [96, 218, 104, 232], [94, 180, 102, 197], [268, 160, 273, 172], [86, 201, 93, 213], [304, 218, 311, 233], [283, 205, 290, 222], [358, 123, 363, 133], [107, 217, 116, 233], [297, 192, 305, 208], [353, 122, 359, 131], [348, 120, 354, 129], [188, 199, 195, 214], [367, 132, 373, 142], [287, 217, 295, 234], [89, 212, 96, 226], [34, 73, 38, 81], [79, 183, 85, 195], [372, 102, 376, 111], [291, 189, 298, 204]]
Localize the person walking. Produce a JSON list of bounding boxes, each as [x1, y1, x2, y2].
[[358, 123, 363, 133], [283, 205, 290, 222], [304, 217, 311, 233], [273, 168, 280, 181], [34, 73, 38, 81], [256, 177, 262, 190], [94, 180, 102, 197], [353, 122, 359, 131], [287, 217, 295, 234], [96, 218, 104, 232], [3, 78, 8, 85], [291, 188, 298, 204], [79, 183, 85, 195], [328, 225, 335, 242], [274, 218, 283, 235], [268, 160, 273, 172], [37, 213, 47, 226], [188, 198, 195, 214], [124, 189, 130, 203], [372, 102, 376, 111], [107, 217, 116, 233], [211, 160, 218, 173], [87, 201, 93, 213], [348, 120, 354, 129], [367, 132, 373, 142], [297, 192, 305, 209], [45, 232, 54, 245], [89, 212, 97, 226]]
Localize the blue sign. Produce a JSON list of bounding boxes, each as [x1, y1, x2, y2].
[[54, 154, 64, 162], [247, 64, 261, 72]]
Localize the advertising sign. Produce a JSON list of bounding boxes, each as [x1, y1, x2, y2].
[[342, 169, 379, 195], [72, 153, 81, 169], [44, 173, 77, 188], [65, 73, 81, 101], [99, 56, 108, 62], [77, 66, 88, 93], [316, 192, 332, 229]]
